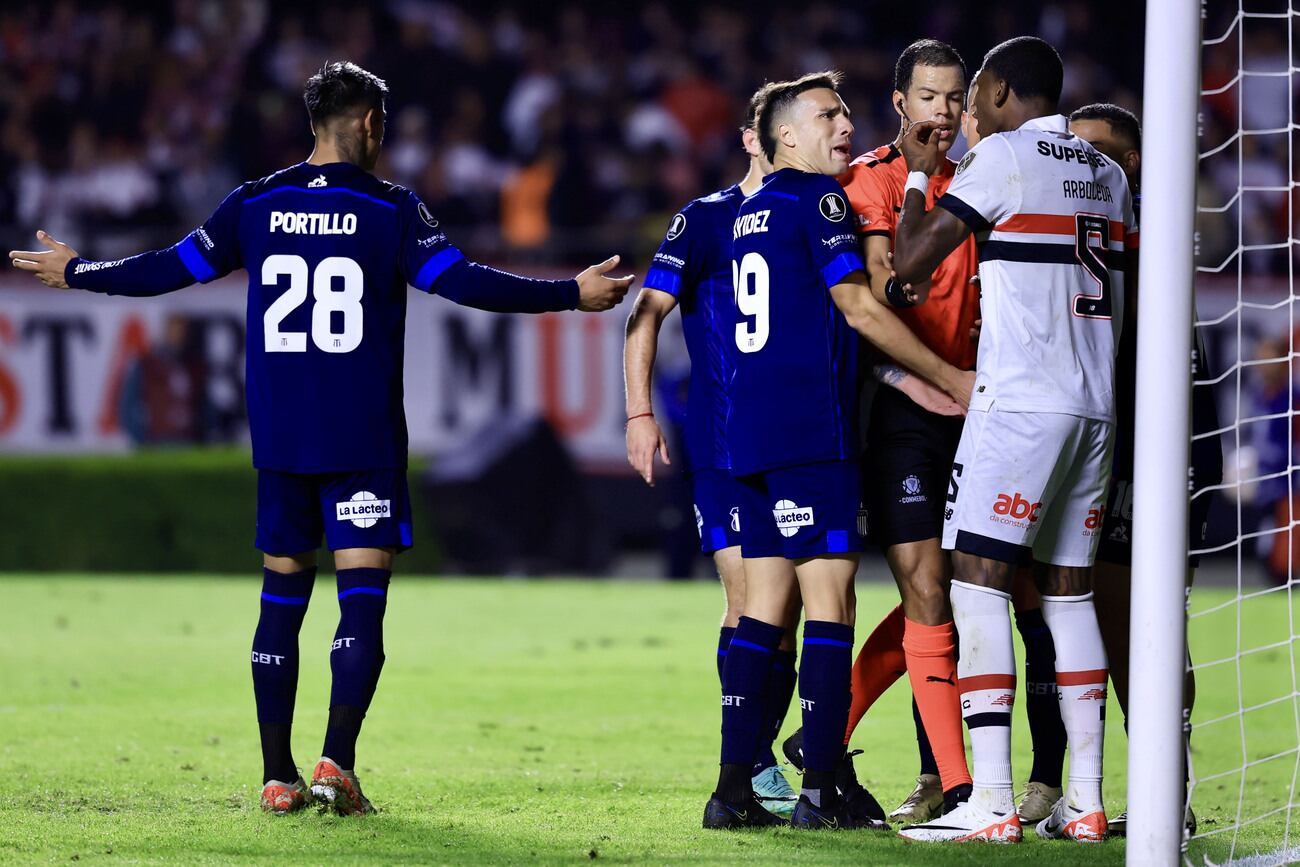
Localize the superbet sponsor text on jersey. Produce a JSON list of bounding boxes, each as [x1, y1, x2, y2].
[[726, 169, 866, 476], [936, 115, 1136, 420], [160, 161, 462, 473]]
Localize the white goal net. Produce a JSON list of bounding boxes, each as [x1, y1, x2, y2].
[[1183, 2, 1298, 864]]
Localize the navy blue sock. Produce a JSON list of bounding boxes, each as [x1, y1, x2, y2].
[[913, 697, 940, 777], [1016, 607, 1066, 788], [717, 616, 783, 800], [754, 649, 797, 773], [799, 621, 854, 777], [252, 567, 316, 783], [716, 626, 735, 685], [322, 568, 390, 769]]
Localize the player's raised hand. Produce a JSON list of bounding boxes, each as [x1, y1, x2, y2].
[[626, 414, 670, 485], [575, 255, 634, 312], [899, 119, 943, 176], [9, 230, 78, 289]]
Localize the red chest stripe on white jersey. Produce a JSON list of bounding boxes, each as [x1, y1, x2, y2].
[[994, 213, 1126, 243]]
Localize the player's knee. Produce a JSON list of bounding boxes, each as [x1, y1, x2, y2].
[[905, 578, 949, 623]]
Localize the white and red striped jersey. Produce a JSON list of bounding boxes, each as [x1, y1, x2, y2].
[[937, 114, 1136, 421]]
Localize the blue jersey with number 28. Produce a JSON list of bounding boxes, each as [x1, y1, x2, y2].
[[175, 161, 463, 473], [727, 168, 866, 476]]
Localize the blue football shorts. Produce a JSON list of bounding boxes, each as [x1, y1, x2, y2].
[[691, 468, 745, 554], [735, 460, 863, 560], [255, 468, 413, 556]]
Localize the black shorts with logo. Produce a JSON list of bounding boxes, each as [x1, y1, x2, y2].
[[861, 385, 965, 548]]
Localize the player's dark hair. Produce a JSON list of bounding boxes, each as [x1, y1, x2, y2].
[[756, 70, 844, 162], [981, 36, 1063, 106], [742, 82, 777, 132], [894, 39, 965, 93], [303, 61, 388, 125], [1070, 102, 1142, 151]]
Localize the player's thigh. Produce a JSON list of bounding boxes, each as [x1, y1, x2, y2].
[[793, 554, 860, 625], [256, 470, 324, 562], [1030, 417, 1113, 569], [320, 469, 414, 556], [694, 468, 744, 556], [765, 460, 863, 561]]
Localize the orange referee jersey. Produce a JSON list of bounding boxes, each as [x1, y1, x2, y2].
[[839, 143, 980, 371]]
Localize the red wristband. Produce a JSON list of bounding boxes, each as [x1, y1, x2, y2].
[[626, 412, 655, 423]]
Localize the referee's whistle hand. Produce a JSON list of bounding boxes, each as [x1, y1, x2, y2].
[[576, 255, 635, 311]]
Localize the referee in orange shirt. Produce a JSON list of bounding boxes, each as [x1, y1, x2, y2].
[[838, 39, 977, 823]]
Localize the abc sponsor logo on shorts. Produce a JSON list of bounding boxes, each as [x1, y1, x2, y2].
[[990, 492, 1042, 527], [336, 491, 391, 528], [1082, 504, 1106, 537], [772, 500, 815, 537]]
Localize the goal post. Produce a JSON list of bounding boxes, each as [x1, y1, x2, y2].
[[1128, 0, 1202, 863]]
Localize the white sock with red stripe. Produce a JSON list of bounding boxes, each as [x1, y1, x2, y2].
[[951, 580, 1016, 814], [1041, 592, 1108, 812]]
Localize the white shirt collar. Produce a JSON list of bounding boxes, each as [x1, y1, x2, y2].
[[1020, 114, 1070, 133]]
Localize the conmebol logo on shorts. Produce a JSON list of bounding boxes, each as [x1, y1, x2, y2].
[[772, 500, 814, 537], [336, 491, 391, 528]]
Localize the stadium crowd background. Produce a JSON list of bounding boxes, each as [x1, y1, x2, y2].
[[0, 0, 1251, 263], [0, 1, 1294, 578]]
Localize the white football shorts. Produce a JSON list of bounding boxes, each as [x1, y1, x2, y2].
[[941, 407, 1114, 567]]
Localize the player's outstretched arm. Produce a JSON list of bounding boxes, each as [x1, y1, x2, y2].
[[830, 271, 975, 408], [892, 120, 973, 285], [430, 255, 633, 314], [575, 255, 635, 312], [623, 287, 677, 485], [11, 230, 214, 296], [9, 231, 76, 288]]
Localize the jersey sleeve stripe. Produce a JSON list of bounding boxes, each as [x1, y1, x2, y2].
[[413, 247, 466, 291], [935, 193, 991, 233], [643, 268, 682, 296], [821, 251, 865, 288], [176, 234, 217, 283], [994, 213, 1125, 242]]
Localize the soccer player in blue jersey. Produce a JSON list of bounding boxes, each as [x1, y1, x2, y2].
[[10, 61, 632, 816], [624, 86, 801, 818], [706, 70, 965, 831]]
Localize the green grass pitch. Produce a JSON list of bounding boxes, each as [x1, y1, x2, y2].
[[2, 575, 1294, 864]]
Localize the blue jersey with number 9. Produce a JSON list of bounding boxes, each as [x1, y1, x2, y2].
[[727, 168, 866, 476], [174, 161, 462, 473]]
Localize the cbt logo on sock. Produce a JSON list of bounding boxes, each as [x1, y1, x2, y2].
[[336, 491, 391, 528], [772, 500, 814, 537]]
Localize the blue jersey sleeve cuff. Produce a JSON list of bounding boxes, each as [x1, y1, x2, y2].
[[936, 194, 991, 233], [177, 235, 217, 283], [820, 251, 864, 289], [414, 247, 466, 291], [642, 268, 682, 297]]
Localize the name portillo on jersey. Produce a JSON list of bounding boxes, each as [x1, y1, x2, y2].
[[270, 211, 358, 235]]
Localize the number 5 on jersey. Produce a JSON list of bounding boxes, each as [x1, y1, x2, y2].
[[263, 254, 364, 353], [733, 252, 769, 353]]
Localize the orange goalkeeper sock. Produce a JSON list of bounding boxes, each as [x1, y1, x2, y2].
[[844, 604, 907, 744], [904, 618, 973, 791]]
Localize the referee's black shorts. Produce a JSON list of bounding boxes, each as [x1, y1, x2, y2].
[[861, 385, 965, 549]]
